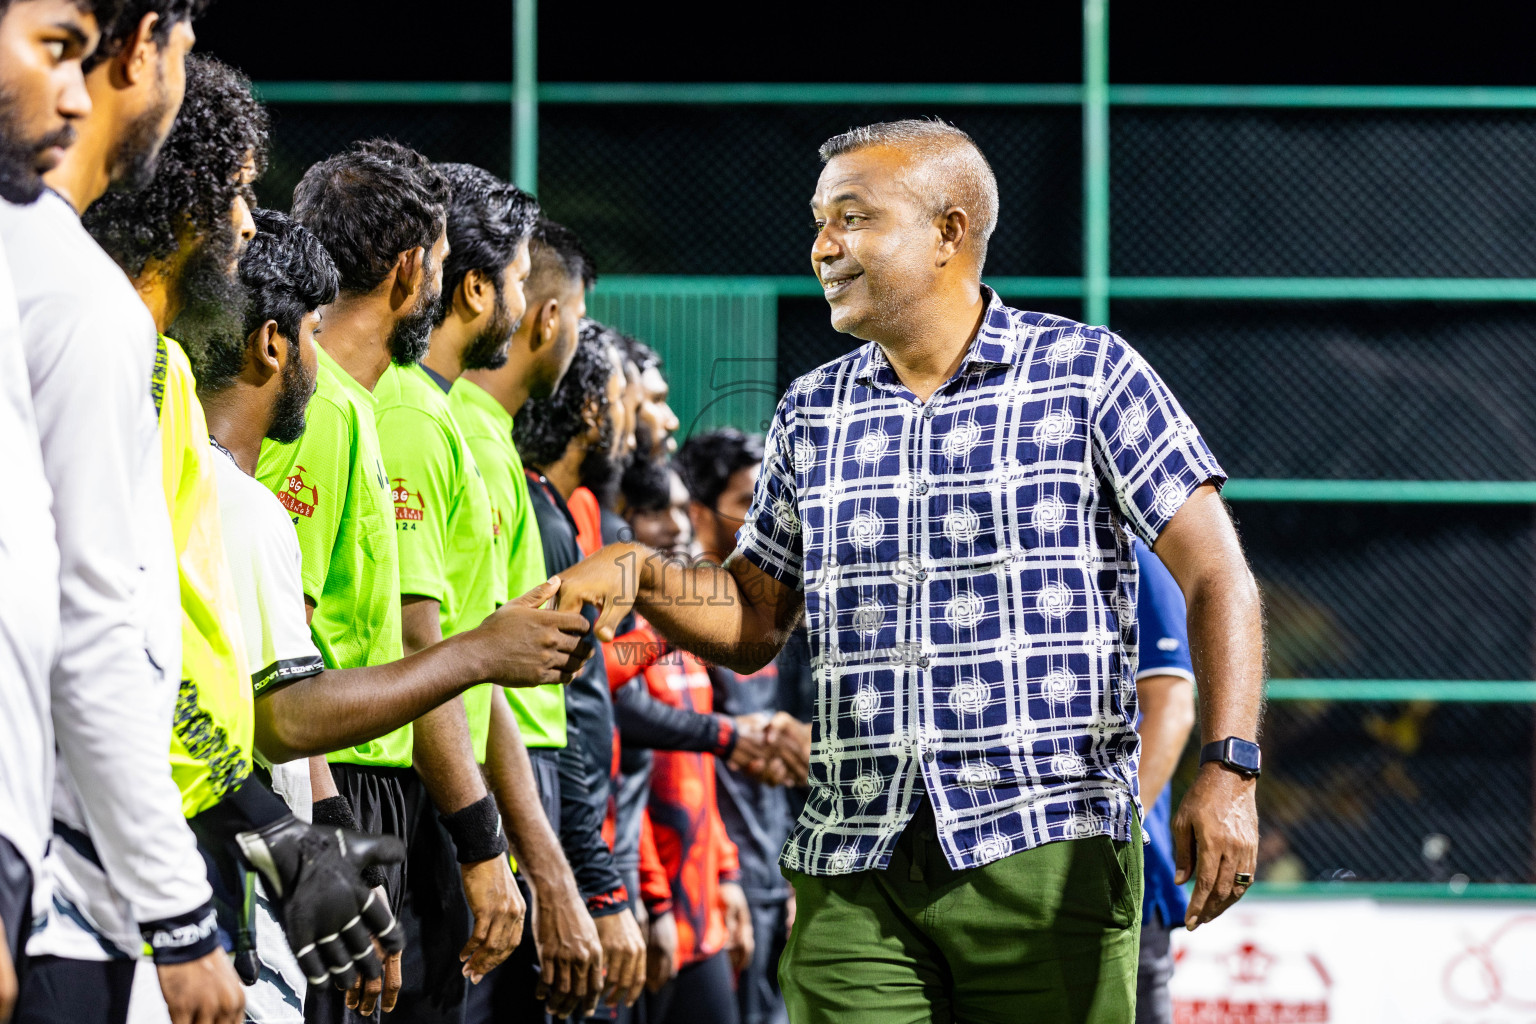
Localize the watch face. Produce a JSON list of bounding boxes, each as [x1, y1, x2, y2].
[[1228, 738, 1262, 772]]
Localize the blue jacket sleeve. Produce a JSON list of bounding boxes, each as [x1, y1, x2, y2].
[[1134, 538, 1194, 680]]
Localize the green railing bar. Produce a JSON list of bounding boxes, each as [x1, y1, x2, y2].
[[1223, 479, 1536, 503], [1082, 0, 1110, 328], [1109, 277, 1536, 300], [596, 275, 796, 296], [538, 82, 1086, 106], [1245, 881, 1536, 900], [591, 276, 1536, 302], [512, 0, 537, 193], [1265, 680, 1536, 702], [1110, 84, 1536, 109], [251, 81, 515, 103], [250, 81, 1536, 111]]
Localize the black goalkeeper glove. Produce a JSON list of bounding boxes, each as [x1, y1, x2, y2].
[[236, 815, 405, 990]]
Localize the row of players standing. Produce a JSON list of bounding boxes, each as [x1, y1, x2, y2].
[[0, 1, 816, 1022], [0, 4, 1242, 1024]]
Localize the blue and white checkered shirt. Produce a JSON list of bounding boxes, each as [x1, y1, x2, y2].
[[736, 287, 1225, 877]]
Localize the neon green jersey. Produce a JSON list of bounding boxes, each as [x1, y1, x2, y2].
[[256, 347, 410, 767], [450, 376, 567, 749], [158, 337, 254, 816], [375, 363, 500, 762]]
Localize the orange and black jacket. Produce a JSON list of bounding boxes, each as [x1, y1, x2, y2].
[[525, 470, 628, 916], [634, 625, 741, 966]]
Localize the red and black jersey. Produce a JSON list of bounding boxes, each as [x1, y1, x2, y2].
[[638, 620, 741, 967]]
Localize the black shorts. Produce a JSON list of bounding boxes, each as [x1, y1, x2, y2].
[[13, 956, 135, 1024], [303, 764, 471, 1024]]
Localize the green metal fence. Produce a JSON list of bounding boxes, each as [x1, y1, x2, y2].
[[249, 0, 1536, 890]]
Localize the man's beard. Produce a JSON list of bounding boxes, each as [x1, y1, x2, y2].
[[633, 419, 657, 463], [267, 340, 318, 444], [580, 414, 630, 505], [107, 69, 173, 193], [168, 229, 249, 376], [460, 287, 516, 372], [0, 84, 75, 204], [389, 277, 442, 366]]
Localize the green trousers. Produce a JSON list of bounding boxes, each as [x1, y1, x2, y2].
[[781, 802, 1142, 1024]]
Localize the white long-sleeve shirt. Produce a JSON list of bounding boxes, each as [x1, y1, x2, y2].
[[0, 192, 210, 955], [0, 232, 60, 892]]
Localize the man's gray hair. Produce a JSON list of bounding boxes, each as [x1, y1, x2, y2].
[[819, 119, 1000, 267]]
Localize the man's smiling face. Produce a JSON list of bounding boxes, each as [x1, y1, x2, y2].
[[810, 144, 939, 340]]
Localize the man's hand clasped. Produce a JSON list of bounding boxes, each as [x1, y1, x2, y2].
[[476, 577, 597, 687]]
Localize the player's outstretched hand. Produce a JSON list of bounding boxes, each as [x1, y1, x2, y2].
[[1172, 762, 1259, 930], [553, 543, 644, 643], [644, 909, 678, 993], [236, 817, 406, 989], [344, 890, 402, 1015], [594, 908, 646, 1008], [721, 881, 755, 973], [459, 854, 524, 984], [476, 577, 596, 687], [766, 712, 812, 786], [157, 950, 245, 1024], [727, 713, 770, 772], [532, 869, 605, 1018]]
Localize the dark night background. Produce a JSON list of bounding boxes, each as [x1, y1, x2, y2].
[[191, 1, 1536, 882], [198, 0, 1536, 86]]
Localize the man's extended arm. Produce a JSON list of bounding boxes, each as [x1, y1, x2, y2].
[[255, 582, 588, 762], [557, 545, 801, 675], [1152, 484, 1265, 930]]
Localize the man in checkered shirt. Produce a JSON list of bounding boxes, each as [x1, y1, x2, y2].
[[558, 120, 1265, 1023]]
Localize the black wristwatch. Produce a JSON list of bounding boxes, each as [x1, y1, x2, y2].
[[1199, 737, 1262, 778]]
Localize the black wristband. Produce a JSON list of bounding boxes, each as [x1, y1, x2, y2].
[[140, 902, 221, 964], [311, 795, 360, 831], [439, 794, 509, 865], [310, 796, 387, 889]]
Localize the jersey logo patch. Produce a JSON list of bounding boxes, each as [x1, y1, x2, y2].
[[392, 477, 426, 522], [1157, 637, 1181, 652], [280, 466, 319, 518]]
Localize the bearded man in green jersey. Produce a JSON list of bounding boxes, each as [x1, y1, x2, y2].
[[83, 56, 436, 1018], [417, 173, 614, 1022], [257, 140, 534, 1024]]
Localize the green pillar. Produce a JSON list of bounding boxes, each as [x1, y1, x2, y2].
[[513, 0, 537, 194], [1083, 0, 1110, 327]]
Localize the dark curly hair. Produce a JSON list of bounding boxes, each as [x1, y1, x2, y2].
[[0, 0, 125, 27], [195, 207, 338, 391], [675, 428, 765, 511], [514, 318, 617, 471], [293, 138, 449, 295], [83, 52, 266, 277], [526, 217, 596, 302], [85, 0, 211, 71], [619, 332, 660, 373], [431, 163, 538, 327], [621, 455, 676, 515]]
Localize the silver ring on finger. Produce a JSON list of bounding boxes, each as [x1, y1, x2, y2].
[[1233, 871, 1254, 887]]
